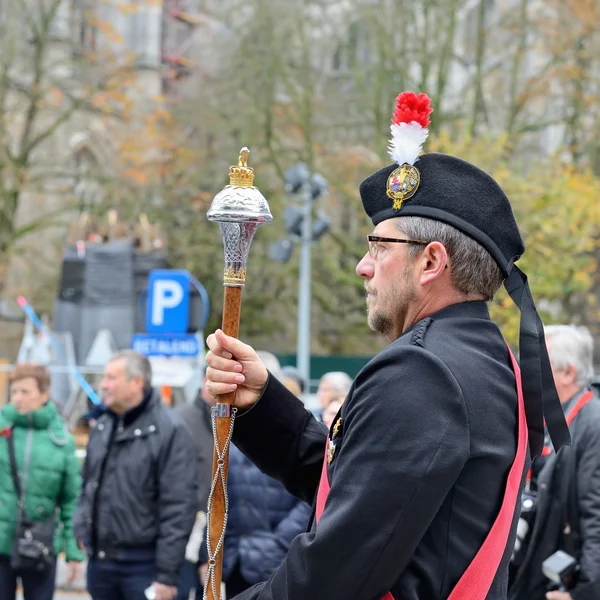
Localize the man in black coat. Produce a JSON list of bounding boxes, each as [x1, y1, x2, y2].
[[204, 93, 569, 599], [75, 350, 198, 600], [509, 325, 600, 600]]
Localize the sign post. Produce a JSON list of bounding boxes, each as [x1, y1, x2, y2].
[[134, 269, 207, 358]]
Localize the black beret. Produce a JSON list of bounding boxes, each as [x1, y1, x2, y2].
[[360, 152, 525, 277]]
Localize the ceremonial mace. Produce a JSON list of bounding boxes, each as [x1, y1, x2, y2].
[[204, 148, 272, 600]]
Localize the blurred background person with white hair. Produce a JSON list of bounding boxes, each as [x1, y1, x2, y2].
[[315, 371, 352, 421], [509, 325, 600, 600]]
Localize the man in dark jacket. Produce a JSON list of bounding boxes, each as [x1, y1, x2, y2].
[[202, 93, 569, 599], [509, 325, 600, 600], [74, 350, 198, 600]]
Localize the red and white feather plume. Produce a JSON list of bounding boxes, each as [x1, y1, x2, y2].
[[388, 92, 433, 166]]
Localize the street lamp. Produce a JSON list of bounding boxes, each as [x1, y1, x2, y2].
[[272, 162, 329, 395]]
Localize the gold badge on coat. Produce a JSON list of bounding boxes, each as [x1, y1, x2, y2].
[[332, 418, 342, 438], [327, 439, 336, 464]]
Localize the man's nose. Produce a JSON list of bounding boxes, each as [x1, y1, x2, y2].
[[356, 252, 374, 279]]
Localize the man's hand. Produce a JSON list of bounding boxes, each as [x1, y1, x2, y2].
[[67, 561, 82, 586], [151, 582, 177, 600], [546, 591, 573, 600], [199, 563, 208, 587], [205, 329, 268, 410]]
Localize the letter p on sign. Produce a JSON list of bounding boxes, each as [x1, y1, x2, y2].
[[146, 270, 191, 334]]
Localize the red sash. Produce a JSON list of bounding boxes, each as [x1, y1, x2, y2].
[[560, 390, 593, 427], [315, 345, 528, 600], [527, 389, 593, 480]]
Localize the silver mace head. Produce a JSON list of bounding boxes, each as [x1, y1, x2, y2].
[[207, 147, 273, 287]]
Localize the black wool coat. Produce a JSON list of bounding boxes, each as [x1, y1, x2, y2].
[[231, 301, 525, 600]]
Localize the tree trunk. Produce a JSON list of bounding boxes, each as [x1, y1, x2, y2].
[[506, 0, 529, 134], [469, 0, 487, 137], [431, 0, 459, 135]]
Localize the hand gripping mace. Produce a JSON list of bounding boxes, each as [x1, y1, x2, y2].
[[204, 148, 272, 600]]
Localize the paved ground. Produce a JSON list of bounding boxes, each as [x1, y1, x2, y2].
[[17, 592, 90, 600]]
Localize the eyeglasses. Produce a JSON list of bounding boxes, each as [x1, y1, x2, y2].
[[367, 235, 428, 259]]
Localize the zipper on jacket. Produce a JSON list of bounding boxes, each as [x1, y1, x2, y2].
[[17, 415, 35, 516], [91, 417, 120, 552]]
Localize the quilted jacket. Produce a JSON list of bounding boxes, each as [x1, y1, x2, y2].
[[220, 445, 311, 585], [0, 401, 84, 561]]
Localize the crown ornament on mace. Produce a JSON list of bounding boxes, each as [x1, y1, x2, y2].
[[208, 147, 273, 286]]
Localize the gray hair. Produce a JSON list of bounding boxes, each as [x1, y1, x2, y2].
[[109, 350, 153, 393], [398, 217, 504, 301], [257, 351, 283, 382], [321, 371, 353, 395], [544, 325, 595, 387]]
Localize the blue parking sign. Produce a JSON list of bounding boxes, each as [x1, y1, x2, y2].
[[146, 270, 191, 334]]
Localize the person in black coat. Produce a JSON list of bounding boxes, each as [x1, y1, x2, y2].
[[75, 350, 198, 600], [509, 325, 600, 600], [203, 93, 569, 600]]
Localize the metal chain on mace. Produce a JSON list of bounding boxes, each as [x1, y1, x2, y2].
[[204, 148, 273, 600]]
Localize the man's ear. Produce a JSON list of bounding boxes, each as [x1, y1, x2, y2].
[[564, 364, 578, 386], [418, 241, 448, 286], [133, 375, 145, 391]]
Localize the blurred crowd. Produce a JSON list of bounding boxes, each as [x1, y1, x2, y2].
[[0, 349, 352, 600]]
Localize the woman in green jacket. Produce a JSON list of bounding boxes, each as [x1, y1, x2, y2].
[[0, 363, 85, 600]]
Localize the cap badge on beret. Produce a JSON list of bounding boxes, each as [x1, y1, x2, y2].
[[386, 92, 433, 211], [386, 164, 420, 210]]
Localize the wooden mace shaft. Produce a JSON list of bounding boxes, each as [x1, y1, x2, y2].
[[206, 285, 242, 600]]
